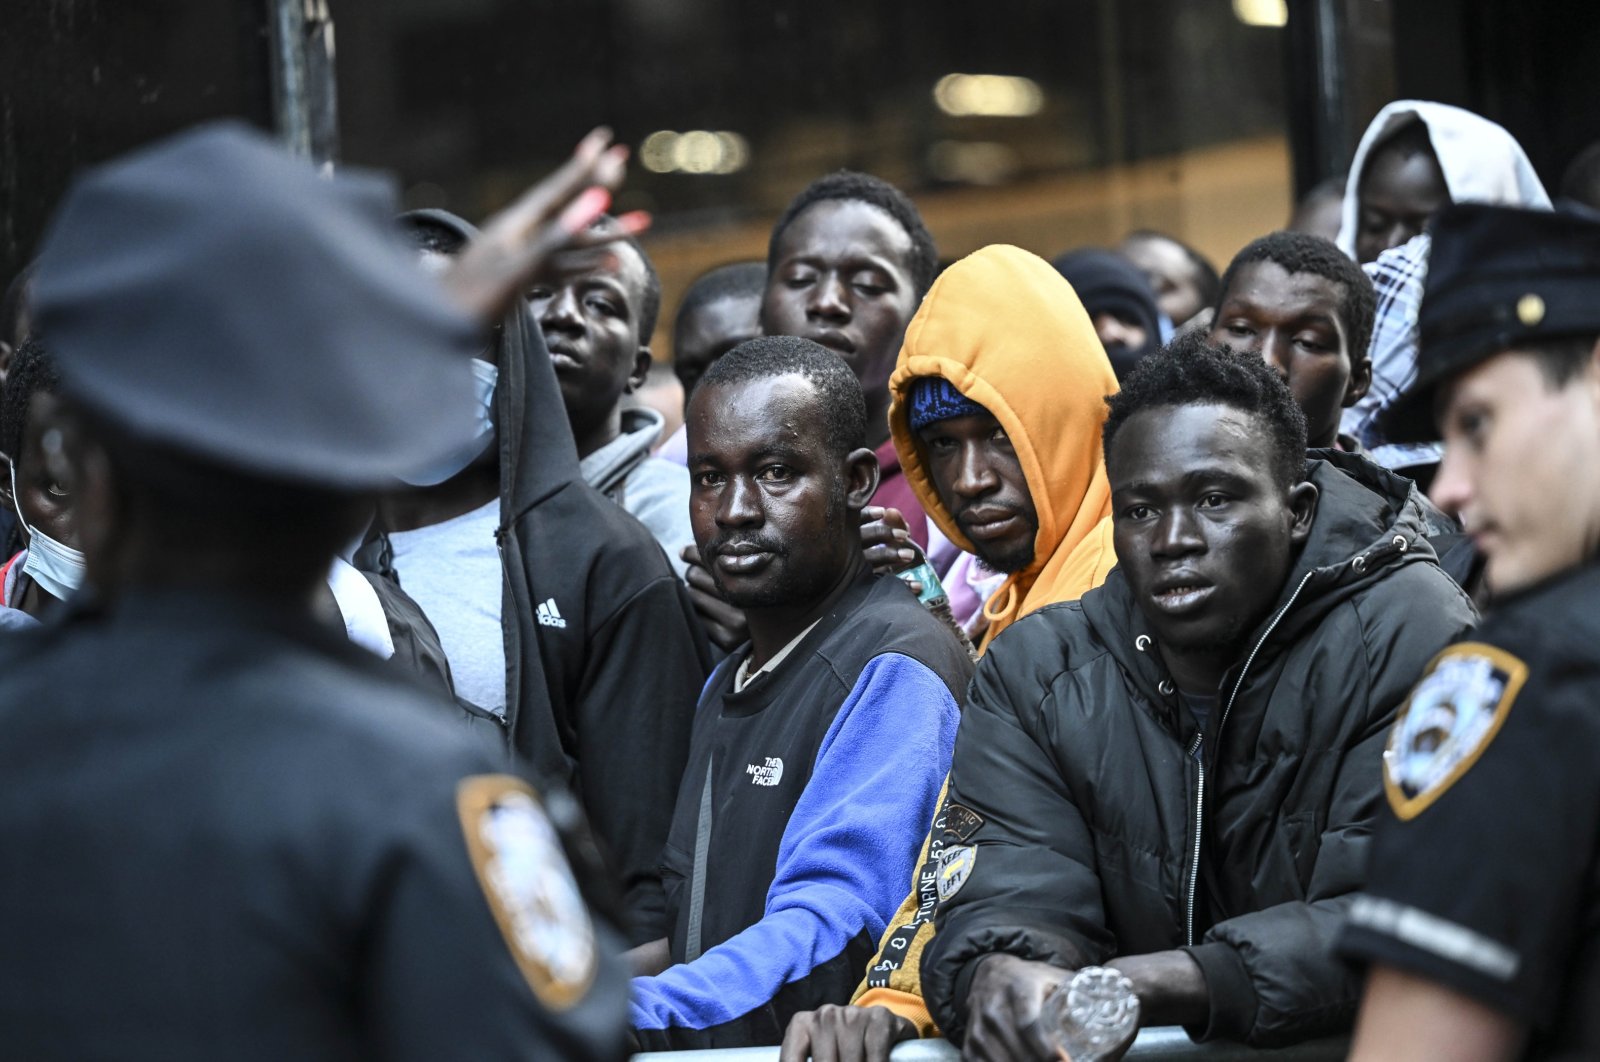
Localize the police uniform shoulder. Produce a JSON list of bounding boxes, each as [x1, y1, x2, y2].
[[1382, 638, 1533, 821], [1380, 567, 1600, 824], [0, 619, 89, 719], [282, 651, 499, 772], [453, 772, 605, 1013], [278, 658, 606, 1011], [1470, 563, 1600, 661], [0, 618, 52, 664]]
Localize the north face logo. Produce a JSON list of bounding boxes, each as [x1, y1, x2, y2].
[[536, 598, 567, 629], [746, 757, 784, 787]]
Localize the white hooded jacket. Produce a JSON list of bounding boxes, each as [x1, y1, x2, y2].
[[1336, 99, 1550, 259], [1338, 102, 1551, 455]]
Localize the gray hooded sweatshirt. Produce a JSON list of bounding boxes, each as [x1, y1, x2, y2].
[[580, 406, 693, 580]]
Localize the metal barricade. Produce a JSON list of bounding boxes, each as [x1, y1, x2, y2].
[[636, 1028, 1349, 1061]]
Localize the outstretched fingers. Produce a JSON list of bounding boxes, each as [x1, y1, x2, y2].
[[443, 128, 651, 321]]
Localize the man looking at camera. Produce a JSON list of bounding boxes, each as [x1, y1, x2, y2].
[[630, 337, 971, 1050]]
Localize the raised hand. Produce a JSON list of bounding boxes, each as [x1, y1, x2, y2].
[[442, 127, 648, 322]]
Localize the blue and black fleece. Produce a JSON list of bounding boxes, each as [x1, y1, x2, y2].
[[631, 571, 972, 1050]]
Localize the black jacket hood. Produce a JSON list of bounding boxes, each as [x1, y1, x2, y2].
[[1087, 453, 1444, 713], [370, 209, 711, 944]]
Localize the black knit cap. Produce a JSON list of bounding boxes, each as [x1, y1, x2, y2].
[[1383, 203, 1600, 442], [1050, 248, 1162, 379], [29, 121, 484, 488]]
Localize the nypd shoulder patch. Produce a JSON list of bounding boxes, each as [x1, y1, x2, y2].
[[936, 844, 976, 903], [1383, 643, 1528, 821], [457, 775, 597, 1009]]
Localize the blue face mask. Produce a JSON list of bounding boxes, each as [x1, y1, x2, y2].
[[8, 459, 87, 603], [396, 357, 499, 487]]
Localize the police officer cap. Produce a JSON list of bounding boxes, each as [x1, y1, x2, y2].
[[29, 121, 483, 488], [1383, 203, 1600, 442]]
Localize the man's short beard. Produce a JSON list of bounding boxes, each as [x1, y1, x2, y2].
[[974, 539, 1034, 574], [970, 516, 1039, 574], [711, 548, 845, 610], [715, 568, 812, 610], [705, 482, 849, 609]]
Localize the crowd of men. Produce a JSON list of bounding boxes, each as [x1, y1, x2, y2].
[[0, 96, 1596, 1061]]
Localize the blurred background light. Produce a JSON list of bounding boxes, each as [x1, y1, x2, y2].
[[933, 73, 1044, 117], [927, 140, 1021, 185], [1233, 0, 1288, 28], [640, 129, 750, 174]]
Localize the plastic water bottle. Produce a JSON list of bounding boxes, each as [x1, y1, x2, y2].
[[896, 559, 949, 610], [1042, 966, 1140, 1061], [897, 560, 977, 660]]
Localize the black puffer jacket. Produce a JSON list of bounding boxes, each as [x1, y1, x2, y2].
[[922, 457, 1477, 1046]]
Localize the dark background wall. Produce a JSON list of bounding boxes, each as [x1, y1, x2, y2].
[[0, 0, 273, 290], [331, 0, 1286, 228], [1390, 0, 1600, 191], [4, 0, 1599, 294], [4, 0, 1291, 288]]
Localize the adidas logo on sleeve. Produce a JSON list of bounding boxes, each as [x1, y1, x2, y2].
[[536, 598, 567, 629]]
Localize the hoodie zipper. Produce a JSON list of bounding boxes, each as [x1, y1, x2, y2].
[[1182, 568, 1316, 947]]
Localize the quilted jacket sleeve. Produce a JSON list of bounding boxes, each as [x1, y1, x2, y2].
[[920, 632, 1111, 1044]]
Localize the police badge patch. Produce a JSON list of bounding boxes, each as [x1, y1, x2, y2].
[[936, 845, 976, 903], [1384, 643, 1528, 821], [457, 775, 598, 1009]]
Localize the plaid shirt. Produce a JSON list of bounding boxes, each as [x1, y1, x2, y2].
[[1341, 234, 1444, 469]]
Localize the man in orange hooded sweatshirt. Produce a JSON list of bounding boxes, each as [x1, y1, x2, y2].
[[781, 243, 1120, 1058]]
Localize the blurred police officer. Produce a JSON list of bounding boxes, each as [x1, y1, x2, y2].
[[1340, 204, 1600, 1060], [0, 123, 638, 1060]]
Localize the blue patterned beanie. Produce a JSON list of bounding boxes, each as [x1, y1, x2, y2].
[[907, 376, 986, 431]]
